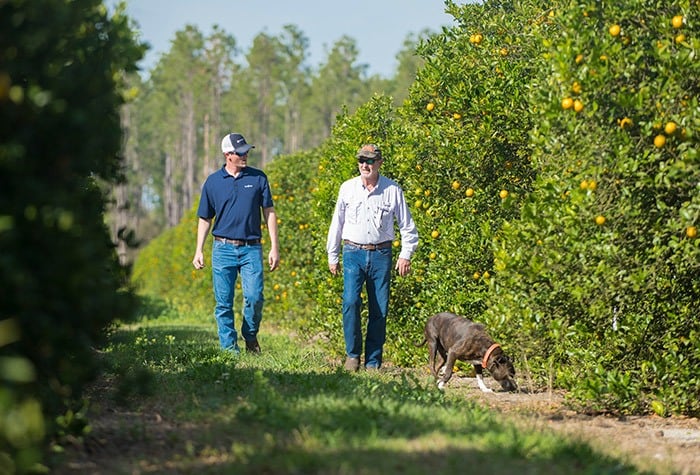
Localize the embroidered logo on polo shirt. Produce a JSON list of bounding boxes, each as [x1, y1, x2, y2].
[[244, 184, 253, 188]]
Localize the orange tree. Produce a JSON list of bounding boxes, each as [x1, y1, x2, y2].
[[385, 0, 552, 365], [487, 0, 699, 415], [1, 0, 143, 471], [131, 206, 212, 317], [262, 150, 319, 327]]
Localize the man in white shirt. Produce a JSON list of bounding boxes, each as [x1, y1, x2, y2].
[[326, 144, 419, 371]]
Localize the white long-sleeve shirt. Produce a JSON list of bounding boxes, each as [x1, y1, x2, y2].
[[326, 175, 419, 265]]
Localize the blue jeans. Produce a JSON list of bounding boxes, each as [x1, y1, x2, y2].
[[212, 240, 264, 352], [342, 244, 392, 368]]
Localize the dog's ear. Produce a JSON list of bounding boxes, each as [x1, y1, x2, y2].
[[495, 355, 515, 376]]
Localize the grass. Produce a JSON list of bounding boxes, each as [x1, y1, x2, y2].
[[53, 313, 650, 475]]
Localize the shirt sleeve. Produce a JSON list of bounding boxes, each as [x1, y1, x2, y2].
[[197, 179, 215, 220], [394, 187, 419, 260], [326, 187, 346, 265], [260, 173, 274, 208]]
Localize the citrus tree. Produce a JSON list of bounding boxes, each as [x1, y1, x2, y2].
[[262, 150, 319, 327], [487, 0, 699, 415], [1, 0, 143, 471], [382, 0, 552, 365]]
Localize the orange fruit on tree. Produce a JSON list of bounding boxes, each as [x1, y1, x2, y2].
[[588, 180, 597, 190], [575, 53, 584, 64], [609, 24, 621, 36], [499, 189, 509, 199], [572, 81, 582, 94], [429, 252, 436, 260], [561, 97, 574, 109], [473, 272, 480, 280], [664, 121, 677, 135], [619, 117, 632, 128], [573, 99, 584, 112], [431, 230, 440, 239], [451, 180, 460, 190], [675, 33, 685, 43], [672, 15, 684, 29], [580, 180, 588, 190], [426, 102, 435, 111], [687, 226, 697, 238], [453, 112, 462, 120], [465, 188, 475, 197], [595, 215, 606, 226], [654, 134, 666, 148]]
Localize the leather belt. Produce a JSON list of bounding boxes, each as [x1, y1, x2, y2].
[[343, 239, 392, 251], [214, 236, 261, 246]]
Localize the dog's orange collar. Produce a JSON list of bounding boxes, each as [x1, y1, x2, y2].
[[482, 343, 501, 368]]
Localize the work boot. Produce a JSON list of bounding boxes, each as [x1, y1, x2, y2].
[[245, 338, 261, 354], [344, 356, 360, 372]]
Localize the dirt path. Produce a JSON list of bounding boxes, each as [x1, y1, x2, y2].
[[446, 373, 700, 475]]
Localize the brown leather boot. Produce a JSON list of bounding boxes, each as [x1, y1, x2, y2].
[[343, 356, 360, 372], [245, 338, 261, 354]]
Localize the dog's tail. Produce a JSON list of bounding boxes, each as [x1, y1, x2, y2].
[[413, 337, 427, 347]]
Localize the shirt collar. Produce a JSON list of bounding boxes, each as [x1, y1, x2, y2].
[[220, 165, 249, 179]]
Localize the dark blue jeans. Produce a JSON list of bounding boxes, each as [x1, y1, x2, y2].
[[212, 240, 264, 352], [342, 244, 392, 368]]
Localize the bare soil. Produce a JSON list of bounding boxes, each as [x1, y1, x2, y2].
[[446, 373, 700, 475]]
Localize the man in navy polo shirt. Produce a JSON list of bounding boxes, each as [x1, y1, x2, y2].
[[192, 133, 280, 354]]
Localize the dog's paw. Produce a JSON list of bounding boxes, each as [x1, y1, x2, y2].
[[437, 381, 446, 391]]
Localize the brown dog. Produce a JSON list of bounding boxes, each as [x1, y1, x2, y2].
[[416, 312, 517, 392]]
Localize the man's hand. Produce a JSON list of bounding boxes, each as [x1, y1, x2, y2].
[[269, 249, 280, 271], [329, 263, 340, 276], [192, 251, 205, 270], [395, 258, 411, 277]]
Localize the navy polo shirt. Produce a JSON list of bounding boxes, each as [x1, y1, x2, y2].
[[197, 165, 274, 240]]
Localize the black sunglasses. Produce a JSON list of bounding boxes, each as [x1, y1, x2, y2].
[[228, 150, 248, 156], [357, 157, 378, 165]]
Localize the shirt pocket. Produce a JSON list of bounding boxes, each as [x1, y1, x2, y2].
[[374, 202, 392, 229], [346, 201, 364, 225]]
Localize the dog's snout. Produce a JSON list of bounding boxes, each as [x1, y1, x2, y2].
[[499, 378, 518, 392], [492, 358, 517, 392]]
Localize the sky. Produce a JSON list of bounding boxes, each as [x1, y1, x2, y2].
[[112, 0, 462, 78]]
